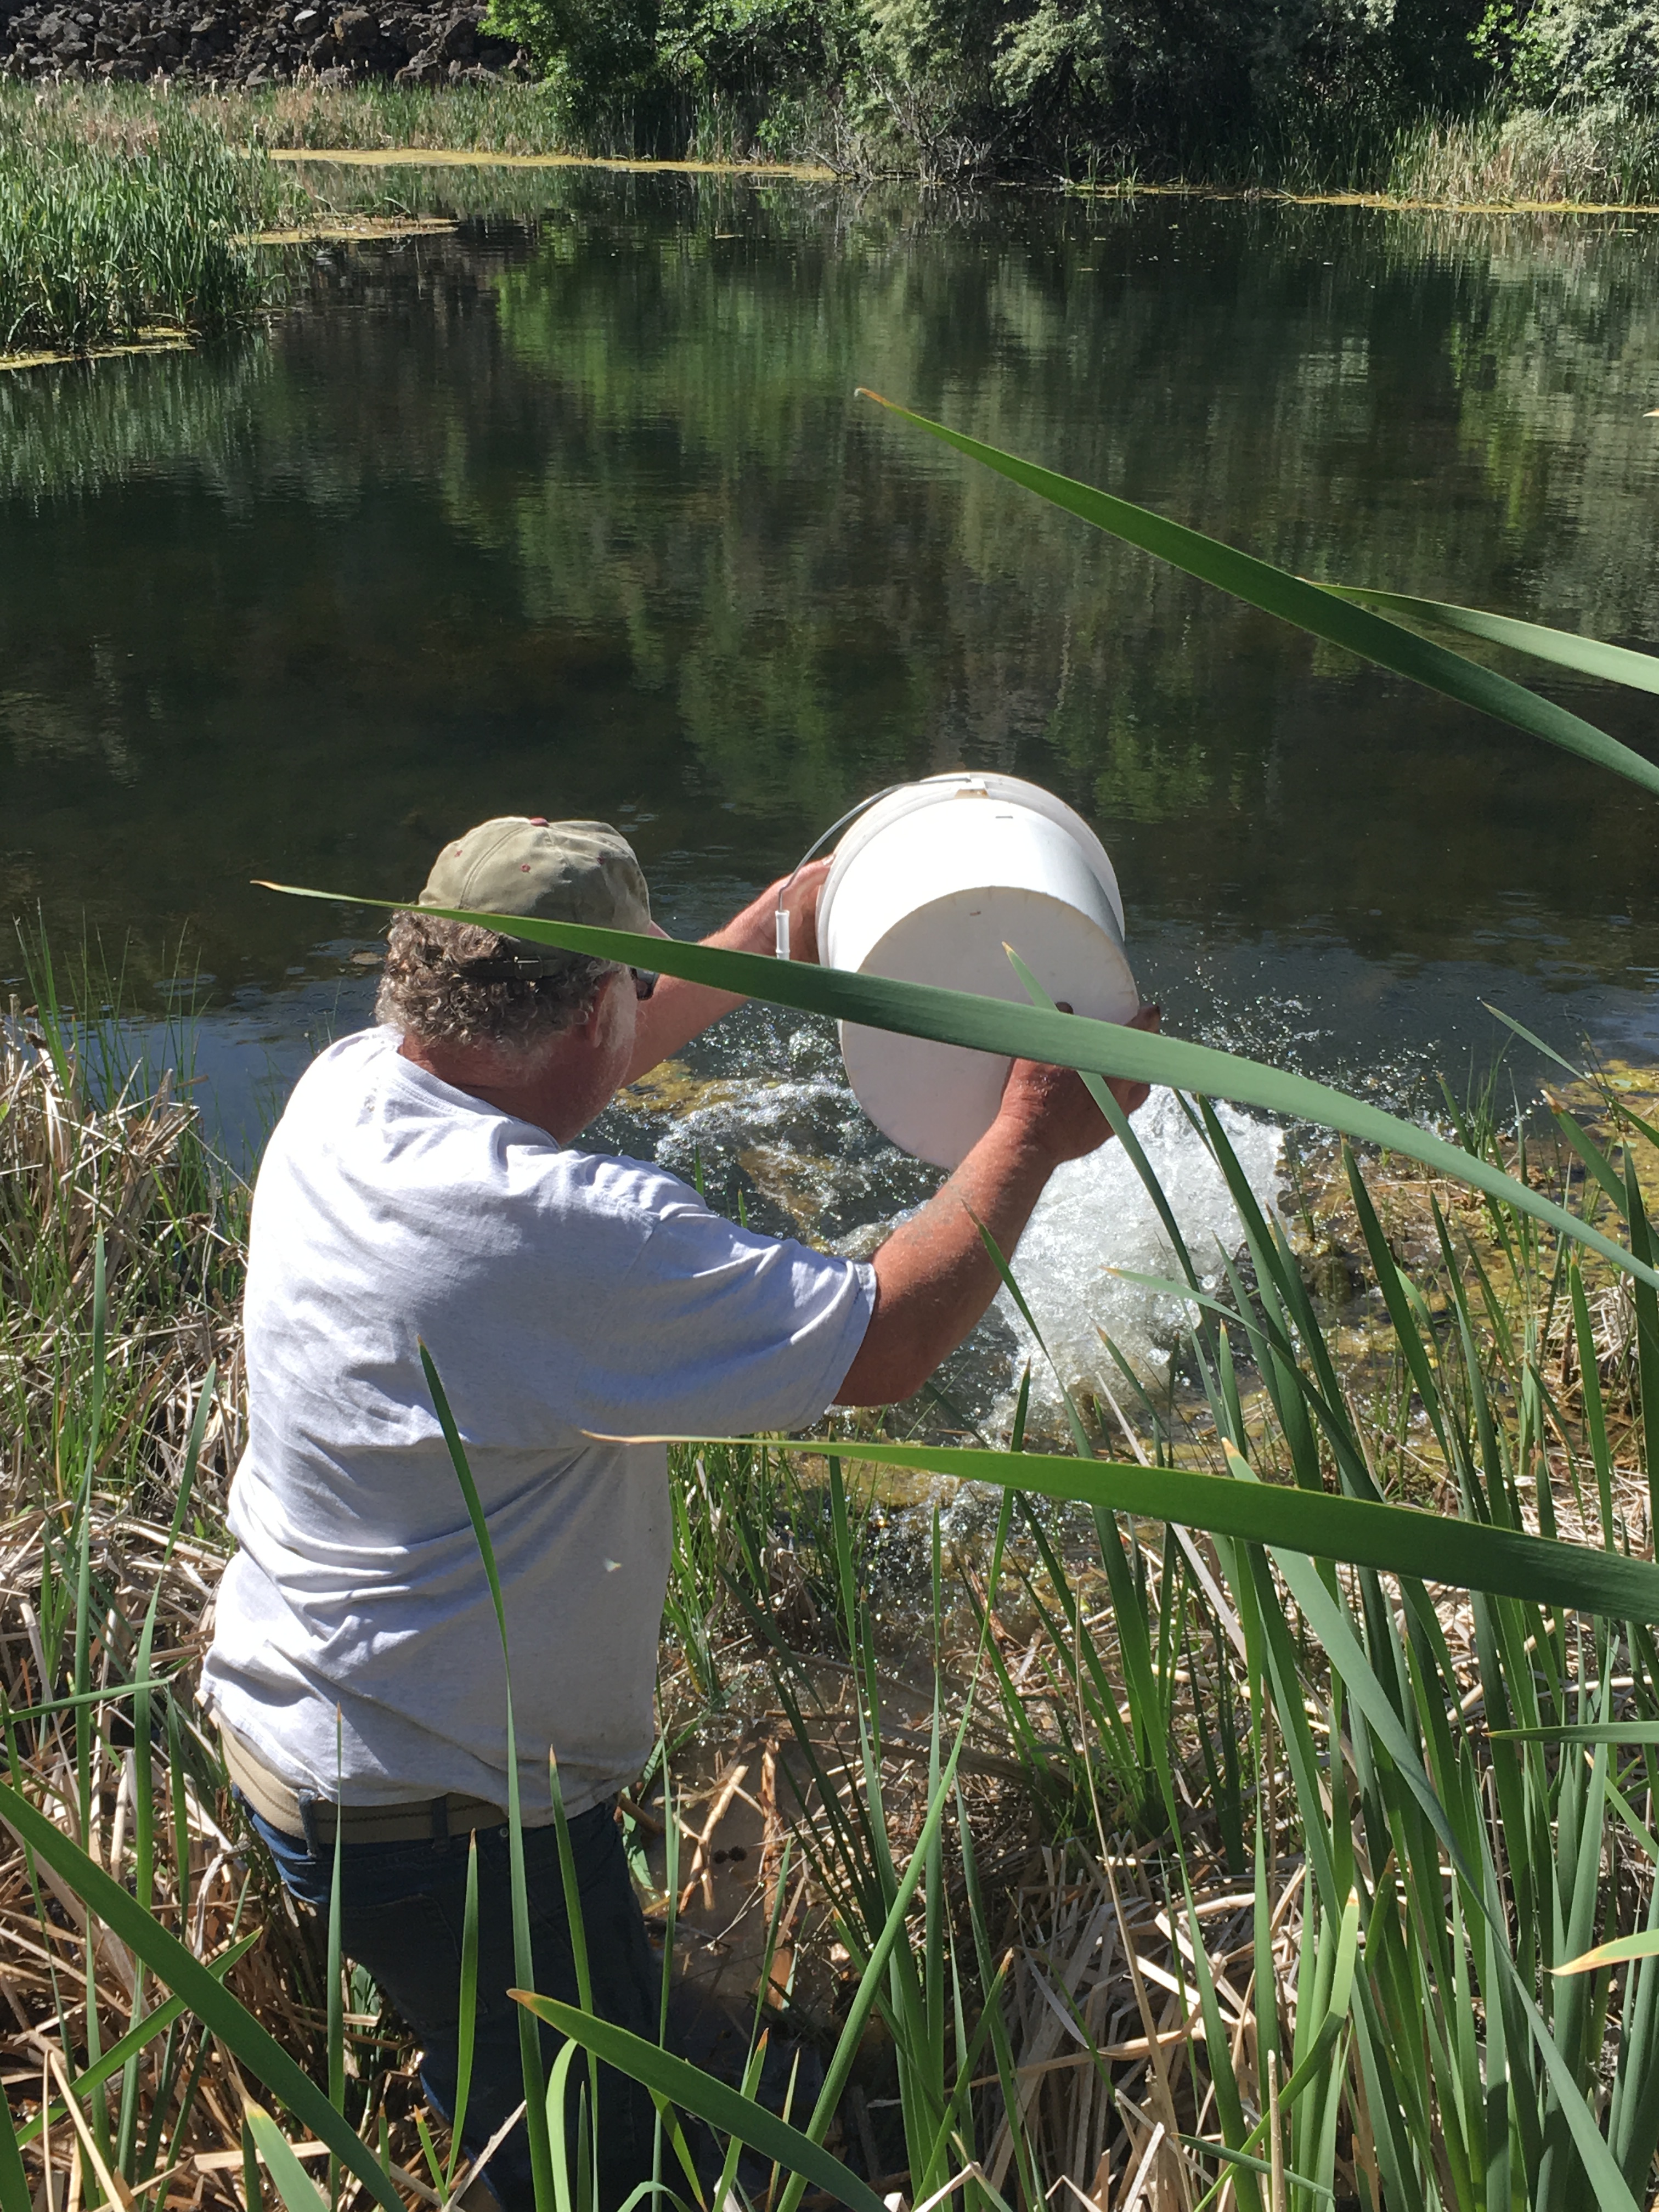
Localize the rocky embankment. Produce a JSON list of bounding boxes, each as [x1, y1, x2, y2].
[[0, 0, 526, 84]]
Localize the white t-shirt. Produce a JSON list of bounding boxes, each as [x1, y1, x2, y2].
[[204, 1028, 874, 1820]]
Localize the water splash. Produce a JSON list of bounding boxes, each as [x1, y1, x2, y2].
[[989, 1088, 1283, 1434], [607, 1012, 1285, 1446]]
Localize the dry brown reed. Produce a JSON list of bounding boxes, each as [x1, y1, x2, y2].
[[0, 1012, 447, 2209]]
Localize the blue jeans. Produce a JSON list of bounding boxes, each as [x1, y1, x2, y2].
[[250, 1801, 662, 2212]]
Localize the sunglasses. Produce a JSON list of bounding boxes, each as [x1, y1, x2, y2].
[[631, 968, 658, 1000]]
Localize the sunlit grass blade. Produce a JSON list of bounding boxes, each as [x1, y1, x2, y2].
[[854, 391, 1659, 799], [1555, 1930, 1659, 1977], [418, 1341, 556, 2212], [243, 2103, 329, 2212], [1323, 586, 1659, 695], [612, 1435, 1659, 1618], [547, 1750, 602, 2199], [1180, 2135, 1335, 2203], [243, 2114, 263, 2212], [0, 1778, 405, 2212], [1493, 1723, 1659, 1744], [511, 1997, 887, 2212], [257, 882, 1659, 1297], [446, 1832, 481, 2193]]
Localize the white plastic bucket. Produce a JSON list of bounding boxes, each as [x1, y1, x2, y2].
[[815, 772, 1139, 1169]]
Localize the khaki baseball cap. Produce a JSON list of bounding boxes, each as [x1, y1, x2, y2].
[[418, 817, 651, 977]]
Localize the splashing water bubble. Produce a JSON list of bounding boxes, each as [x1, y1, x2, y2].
[[989, 1089, 1284, 1434]]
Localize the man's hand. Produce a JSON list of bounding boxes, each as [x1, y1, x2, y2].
[[835, 1000, 1163, 1407], [772, 859, 831, 966], [997, 1001, 1161, 1166]]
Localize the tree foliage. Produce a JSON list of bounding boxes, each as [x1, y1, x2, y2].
[[1475, 0, 1659, 105], [479, 0, 1656, 165], [482, 0, 1649, 166]]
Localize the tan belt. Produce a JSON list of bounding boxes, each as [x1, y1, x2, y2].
[[220, 1719, 509, 1847]]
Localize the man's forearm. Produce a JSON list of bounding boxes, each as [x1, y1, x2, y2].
[[620, 887, 781, 1085], [834, 1114, 1055, 1407]]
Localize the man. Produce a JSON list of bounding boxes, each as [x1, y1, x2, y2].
[[204, 816, 1156, 2209]]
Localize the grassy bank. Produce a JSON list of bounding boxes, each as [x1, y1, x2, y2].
[[1389, 98, 1659, 208], [5, 73, 1657, 363], [0, 79, 814, 361]]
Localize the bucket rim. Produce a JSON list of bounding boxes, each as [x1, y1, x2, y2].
[[817, 771, 1125, 943]]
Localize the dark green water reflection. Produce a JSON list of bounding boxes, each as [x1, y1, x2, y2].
[[3, 175, 1658, 1134]]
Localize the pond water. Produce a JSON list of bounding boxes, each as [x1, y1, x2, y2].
[[3, 173, 1657, 1422]]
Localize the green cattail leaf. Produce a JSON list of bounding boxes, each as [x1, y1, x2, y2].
[[256, 884, 1659, 1300], [446, 1833, 480, 2192], [1555, 1929, 1659, 1977], [1178, 2134, 1335, 2200], [1492, 1723, 1659, 1745], [0, 2068, 29, 2212], [242, 2104, 329, 2212], [1324, 587, 1659, 697], [510, 1996, 887, 2212], [622, 1436, 1659, 1622], [857, 392, 1659, 799]]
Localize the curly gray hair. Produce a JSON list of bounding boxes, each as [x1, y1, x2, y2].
[[375, 911, 619, 1057]]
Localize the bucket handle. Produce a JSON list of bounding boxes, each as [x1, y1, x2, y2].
[[772, 783, 907, 960]]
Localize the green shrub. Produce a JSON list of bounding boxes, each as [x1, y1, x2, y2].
[[1475, 0, 1659, 108], [481, 0, 1497, 176], [481, 0, 864, 150]]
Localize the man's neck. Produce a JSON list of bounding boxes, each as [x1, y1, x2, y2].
[[396, 1031, 605, 1146]]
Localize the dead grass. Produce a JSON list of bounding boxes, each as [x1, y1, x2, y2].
[[1390, 101, 1659, 210]]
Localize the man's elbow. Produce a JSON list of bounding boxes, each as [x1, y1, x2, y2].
[[833, 1327, 934, 1409]]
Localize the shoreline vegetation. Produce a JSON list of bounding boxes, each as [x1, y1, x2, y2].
[[4, 39, 1659, 363], [10, 921, 1659, 2208]]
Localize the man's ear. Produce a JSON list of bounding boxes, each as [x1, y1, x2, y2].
[[576, 967, 629, 1043]]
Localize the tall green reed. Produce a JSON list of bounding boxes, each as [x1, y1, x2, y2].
[[0, 95, 296, 354]]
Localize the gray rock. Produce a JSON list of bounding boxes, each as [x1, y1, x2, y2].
[[0, 0, 506, 86]]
